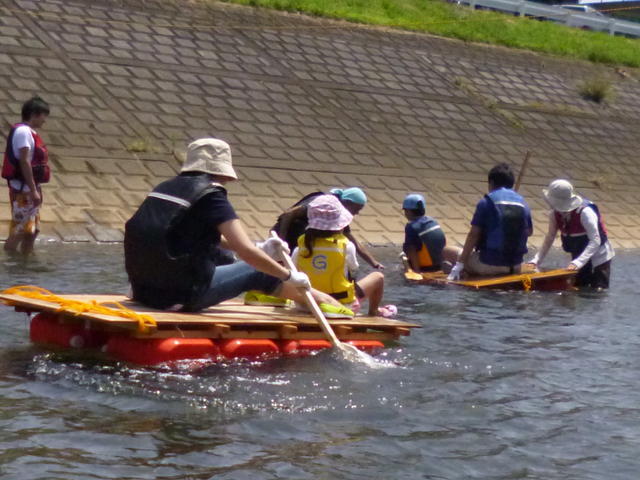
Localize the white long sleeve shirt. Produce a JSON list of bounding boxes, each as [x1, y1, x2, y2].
[[9, 125, 36, 192], [531, 209, 614, 269]]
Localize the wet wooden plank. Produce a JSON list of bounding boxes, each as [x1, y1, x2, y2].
[[404, 268, 576, 290], [0, 294, 143, 329], [0, 294, 420, 335], [128, 327, 397, 341]]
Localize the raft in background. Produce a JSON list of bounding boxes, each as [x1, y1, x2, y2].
[[0, 288, 420, 366], [404, 268, 577, 291]]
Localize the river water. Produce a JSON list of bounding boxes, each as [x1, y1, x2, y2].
[[0, 244, 638, 480]]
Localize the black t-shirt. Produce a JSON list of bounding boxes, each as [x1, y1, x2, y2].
[[168, 189, 238, 257]]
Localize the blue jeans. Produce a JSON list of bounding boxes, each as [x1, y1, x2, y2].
[[190, 261, 281, 310]]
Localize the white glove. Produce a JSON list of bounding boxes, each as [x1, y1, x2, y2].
[[447, 262, 464, 281], [256, 237, 290, 261], [286, 270, 311, 289]]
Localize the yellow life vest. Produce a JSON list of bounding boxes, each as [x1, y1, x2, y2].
[[296, 233, 355, 304]]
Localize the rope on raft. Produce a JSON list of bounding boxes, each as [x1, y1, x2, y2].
[[1, 285, 157, 334]]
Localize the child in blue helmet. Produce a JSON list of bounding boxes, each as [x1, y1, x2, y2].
[[402, 193, 459, 273]]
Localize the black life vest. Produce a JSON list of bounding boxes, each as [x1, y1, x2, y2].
[[1, 123, 50, 185], [124, 174, 223, 311], [272, 191, 324, 251], [481, 188, 529, 266]]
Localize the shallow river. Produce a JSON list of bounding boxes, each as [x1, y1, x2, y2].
[[0, 244, 638, 480]]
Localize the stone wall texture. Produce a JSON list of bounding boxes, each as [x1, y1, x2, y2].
[[1, 0, 640, 247]]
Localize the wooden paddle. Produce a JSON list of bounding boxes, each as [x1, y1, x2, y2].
[[514, 150, 531, 191], [270, 232, 371, 361]]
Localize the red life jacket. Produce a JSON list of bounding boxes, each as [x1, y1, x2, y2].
[[554, 200, 608, 258], [1, 123, 50, 185]]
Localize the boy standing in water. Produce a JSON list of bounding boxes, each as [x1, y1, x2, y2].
[[2, 96, 51, 255]]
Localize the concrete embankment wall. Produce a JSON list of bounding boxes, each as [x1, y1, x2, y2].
[[1, 0, 640, 247]]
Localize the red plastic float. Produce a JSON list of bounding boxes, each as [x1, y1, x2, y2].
[[280, 339, 332, 357], [105, 336, 220, 365], [28, 315, 386, 365], [30, 312, 107, 349], [345, 340, 385, 354], [219, 338, 280, 359]]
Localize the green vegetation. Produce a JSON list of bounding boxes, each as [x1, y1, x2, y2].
[[218, 0, 640, 68], [524, 101, 594, 116], [126, 138, 151, 153], [577, 76, 615, 103], [454, 76, 526, 128]]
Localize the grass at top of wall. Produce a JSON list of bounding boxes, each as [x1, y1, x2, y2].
[[217, 0, 640, 68]]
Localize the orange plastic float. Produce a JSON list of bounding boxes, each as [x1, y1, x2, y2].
[[1, 287, 419, 366], [219, 338, 280, 359], [345, 340, 385, 354], [30, 312, 108, 349], [280, 339, 333, 357], [106, 336, 220, 365]]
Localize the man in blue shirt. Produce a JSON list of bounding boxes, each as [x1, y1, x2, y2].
[[448, 163, 532, 280]]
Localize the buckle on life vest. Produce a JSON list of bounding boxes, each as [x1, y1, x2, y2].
[[329, 291, 349, 301]]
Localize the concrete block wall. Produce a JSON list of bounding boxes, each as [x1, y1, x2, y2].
[[1, 0, 639, 247]]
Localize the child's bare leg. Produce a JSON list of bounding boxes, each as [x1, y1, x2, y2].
[[276, 283, 342, 307], [4, 232, 23, 253], [443, 246, 461, 264], [356, 271, 384, 315], [19, 232, 37, 255]]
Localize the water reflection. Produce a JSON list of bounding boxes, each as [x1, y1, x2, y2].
[[0, 245, 639, 479]]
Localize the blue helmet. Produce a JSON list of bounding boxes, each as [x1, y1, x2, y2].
[[402, 193, 425, 210]]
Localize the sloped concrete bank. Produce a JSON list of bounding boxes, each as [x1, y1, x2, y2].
[[1, 0, 639, 247]]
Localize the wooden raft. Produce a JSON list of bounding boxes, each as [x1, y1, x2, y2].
[[404, 268, 577, 291], [0, 293, 420, 342]]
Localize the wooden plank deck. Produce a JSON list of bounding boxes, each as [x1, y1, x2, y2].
[[0, 293, 420, 341], [404, 268, 577, 291]]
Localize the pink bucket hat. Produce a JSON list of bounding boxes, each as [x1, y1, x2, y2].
[[307, 194, 353, 231]]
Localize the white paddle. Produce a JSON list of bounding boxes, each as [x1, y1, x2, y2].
[[270, 231, 376, 364]]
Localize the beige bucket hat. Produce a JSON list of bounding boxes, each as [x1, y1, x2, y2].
[[181, 138, 238, 180], [543, 179, 582, 212]]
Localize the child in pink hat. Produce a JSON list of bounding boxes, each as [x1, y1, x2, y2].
[[292, 195, 395, 318]]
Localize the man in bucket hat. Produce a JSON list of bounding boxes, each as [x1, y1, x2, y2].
[[527, 179, 614, 289], [124, 138, 348, 312]]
